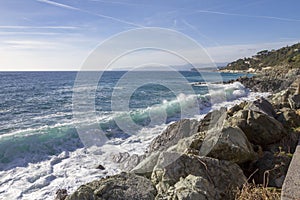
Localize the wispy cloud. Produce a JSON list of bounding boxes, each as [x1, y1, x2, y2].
[[181, 19, 220, 46], [88, 0, 142, 7], [0, 31, 61, 35], [2, 40, 61, 50], [0, 25, 79, 30], [36, 0, 144, 27], [195, 10, 300, 22], [36, 0, 79, 10]]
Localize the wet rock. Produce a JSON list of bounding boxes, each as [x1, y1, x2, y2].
[[199, 126, 256, 164], [96, 164, 105, 170], [151, 152, 246, 199], [55, 189, 68, 200], [66, 172, 157, 200]]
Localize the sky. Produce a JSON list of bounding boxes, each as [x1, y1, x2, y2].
[[1, 0, 300, 71]]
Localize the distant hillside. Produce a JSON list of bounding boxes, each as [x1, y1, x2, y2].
[[224, 43, 300, 71]]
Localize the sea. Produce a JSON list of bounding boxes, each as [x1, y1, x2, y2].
[[0, 71, 268, 199]]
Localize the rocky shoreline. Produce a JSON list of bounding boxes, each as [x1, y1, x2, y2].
[[56, 69, 300, 200]]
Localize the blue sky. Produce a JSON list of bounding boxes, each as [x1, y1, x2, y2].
[[1, 0, 300, 70]]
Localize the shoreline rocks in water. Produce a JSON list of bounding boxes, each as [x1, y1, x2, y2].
[[62, 68, 299, 200]]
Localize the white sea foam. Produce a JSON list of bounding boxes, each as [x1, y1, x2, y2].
[[0, 82, 270, 200]]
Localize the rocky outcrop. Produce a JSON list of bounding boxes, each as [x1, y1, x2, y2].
[[66, 80, 300, 200], [229, 109, 286, 145], [244, 97, 277, 117], [198, 107, 227, 132], [277, 108, 300, 128], [252, 151, 292, 188], [148, 119, 199, 153], [152, 152, 246, 199], [171, 174, 219, 200], [65, 173, 157, 200], [111, 152, 145, 171], [199, 126, 256, 164], [236, 68, 300, 93]]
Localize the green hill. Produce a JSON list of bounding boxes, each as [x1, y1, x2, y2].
[[224, 43, 300, 71]]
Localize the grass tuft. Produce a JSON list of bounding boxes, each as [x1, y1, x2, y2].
[[235, 183, 280, 200]]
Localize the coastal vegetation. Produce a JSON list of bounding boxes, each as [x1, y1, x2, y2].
[[224, 43, 300, 71]]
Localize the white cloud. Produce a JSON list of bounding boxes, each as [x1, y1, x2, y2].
[[36, 0, 79, 10], [195, 10, 300, 22], [36, 0, 143, 28], [0, 25, 79, 29]]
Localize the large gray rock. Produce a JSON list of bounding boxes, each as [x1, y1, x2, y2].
[[171, 174, 219, 200], [198, 107, 227, 132], [111, 152, 145, 171], [132, 131, 206, 178], [277, 108, 300, 128], [244, 97, 276, 117], [120, 154, 145, 171], [230, 109, 287, 145], [148, 119, 199, 153], [251, 151, 292, 188], [271, 89, 291, 109], [66, 172, 157, 200], [166, 131, 206, 154], [151, 152, 246, 199], [199, 126, 256, 164], [131, 152, 160, 178]]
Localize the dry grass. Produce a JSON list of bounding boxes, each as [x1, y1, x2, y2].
[[235, 183, 280, 200]]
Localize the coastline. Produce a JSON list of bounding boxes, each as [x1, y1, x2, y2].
[[60, 68, 300, 200]]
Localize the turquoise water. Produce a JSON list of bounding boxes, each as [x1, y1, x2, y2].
[[0, 71, 248, 170]]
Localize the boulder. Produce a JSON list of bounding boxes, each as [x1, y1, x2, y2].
[[151, 152, 246, 199], [227, 101, 247, 116], [111, 152, 145, 171], [111, 152, 130, 163], [244, 97, 276, 118], [55, 189, 68, 200], [251, 151, 292, 188], [277, 108, 300, 128], [198, 107, 227, 132], [229, 110, 287, 145], [132, 131, 206, 178], [148, 119, 199, 153], [288, 94, 300, 109], [170, 174, 220, 200], [131, 152, 160, 178], [271, 89, 291, 109], [199, 126, 256, 164], [165, 131, 206, 155], [66, 173, 157, 200], [120, 154, 145, 171]]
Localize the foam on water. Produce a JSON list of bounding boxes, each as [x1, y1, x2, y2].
[[0, 81, 270, 199]]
